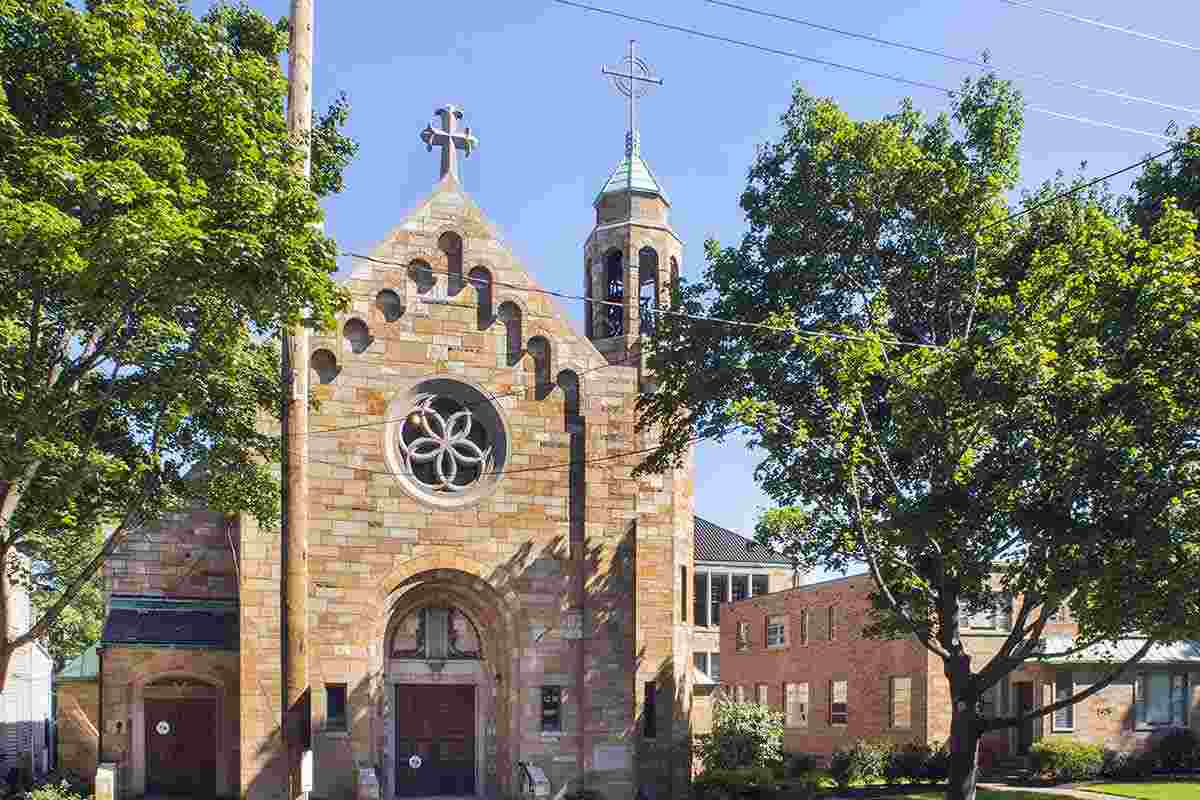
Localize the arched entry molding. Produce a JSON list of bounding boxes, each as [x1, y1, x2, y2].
[[130, 669, 228, 797], [369, 557, 528, 799]]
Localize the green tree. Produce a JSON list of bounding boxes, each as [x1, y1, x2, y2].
[[638, 77, 1200, 800], [0, 0, 357, 688]]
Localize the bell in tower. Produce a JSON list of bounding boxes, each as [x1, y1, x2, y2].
[[584, 41, 682, 384]]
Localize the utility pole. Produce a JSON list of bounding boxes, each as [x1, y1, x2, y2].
[[282, 1, 313, 798]]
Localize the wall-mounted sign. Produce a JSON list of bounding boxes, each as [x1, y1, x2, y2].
[[409, 755, 423, 770], [155, 720, 170, 736]]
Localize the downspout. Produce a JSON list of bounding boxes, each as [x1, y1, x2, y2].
[[97, 645, 104, 767]]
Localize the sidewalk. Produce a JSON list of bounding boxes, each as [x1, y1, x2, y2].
[[979, 782, 1130, 800]]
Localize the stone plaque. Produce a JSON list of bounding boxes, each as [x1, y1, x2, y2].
[[561, 610, 583, 640], [593, 743, 631, 772]]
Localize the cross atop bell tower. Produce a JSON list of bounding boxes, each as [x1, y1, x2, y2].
[[602, 39, 663, 163], [420, 104, 478, 185]]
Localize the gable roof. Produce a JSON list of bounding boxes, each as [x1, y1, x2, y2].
[[56, 645, 100, 682], [695, 517, 792, 566], [1042, 635, 1200, 664]]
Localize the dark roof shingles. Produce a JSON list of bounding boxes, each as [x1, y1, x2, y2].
[[694, 517, 791, 565]]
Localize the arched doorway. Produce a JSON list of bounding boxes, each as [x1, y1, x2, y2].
[[378, 570, 519, 799], [134, 673, 224, 797]]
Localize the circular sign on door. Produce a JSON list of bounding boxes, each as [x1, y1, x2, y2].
[[155, 720, 171, 735], [408, 755, 422, 770]]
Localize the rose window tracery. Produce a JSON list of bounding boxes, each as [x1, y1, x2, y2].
[[398, 394, 493, 493]]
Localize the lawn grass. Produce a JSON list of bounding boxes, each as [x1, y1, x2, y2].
[[884, 792, 1062, 800], [1079, 781, 1200, 800]]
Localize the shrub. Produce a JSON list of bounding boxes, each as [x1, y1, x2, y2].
[[829, 739, 891, 789], [1100, 750, 1156, 780], [783, 753, 819, 779], [1029, 737, 1104, 783], [1155, 728, 1198, 772], [923, 741, 950, 784], [693, 766, 778, 800], [886, 742, 934, 785], [22, 778, 92, 800], [696, 701, 786, 772]]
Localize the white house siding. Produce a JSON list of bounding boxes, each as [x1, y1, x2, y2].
[[1, 552, 53, 777]]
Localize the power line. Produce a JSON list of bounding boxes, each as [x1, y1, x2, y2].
[[344, 251, 945, 349], [706, 0, 1200, 118], [310, 434, 711, 481], [553, 0, 1190, 144], [982, 142, 1195, 232], [997, 0, 1200, 53]]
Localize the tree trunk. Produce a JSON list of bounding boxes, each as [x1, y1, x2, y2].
[[946, 703, 982, 800]]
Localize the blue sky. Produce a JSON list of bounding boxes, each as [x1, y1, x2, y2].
[[200, 0, 1197, 570]]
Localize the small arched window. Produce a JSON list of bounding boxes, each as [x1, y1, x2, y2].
[[604, 249, 624, 337], [639, 246, 659, 336], [497, 301, 523, 366], [469, 266, 493, 329], [669, 256, 680, 308]]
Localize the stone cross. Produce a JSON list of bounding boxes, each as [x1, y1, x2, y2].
[[420, 105, 478, 184]]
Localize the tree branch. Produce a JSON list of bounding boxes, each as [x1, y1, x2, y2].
[[982, 638, 1156, 732]]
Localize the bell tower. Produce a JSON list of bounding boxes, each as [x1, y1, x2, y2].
[[584, 41, 682, 386]]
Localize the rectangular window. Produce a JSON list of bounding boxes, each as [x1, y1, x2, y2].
[[710, 653, 721, 683], [1136, 671, 1189, 728], [785, 682, 809, 728], [732, 574, 749, 602], [735, 685, 747, 703], [799, 609, 809, 645], [828, 606, 837, 641], [766, 615, 787, 648], [756, 684, 769, 706], [643, 681, 657, 738], [542, 687, 563, 733], [326, 683, 348, 731], [711, 574, 728, 626], [752, 574, 769, 597], [694, 651, 709, 677], [694, 571, 708, 626], [979, 684, 997, 720], [736, 621, 751, 652], [890, 676, 912, 729], [1053, 672, 1074, 730], [830, 679, 848, 725], [681, 566, 688, 623]]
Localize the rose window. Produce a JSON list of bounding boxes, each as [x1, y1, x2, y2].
[[384, 378, 508, 507]]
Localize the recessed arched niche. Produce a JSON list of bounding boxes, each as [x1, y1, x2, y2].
[[310, 348, 339, 384], [375, 289, 403, 322], [389, 605, 483, 661], [343, 318, 372, 354]]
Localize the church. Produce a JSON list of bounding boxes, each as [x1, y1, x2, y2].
[[54, 92, 794, 800]]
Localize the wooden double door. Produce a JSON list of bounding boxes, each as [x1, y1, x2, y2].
[[144, 697, 217, 797], [394, 684, 476, 797]]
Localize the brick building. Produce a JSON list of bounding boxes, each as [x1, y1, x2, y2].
[[720, 574, 1200, 762], [59, 102, 730, 800]]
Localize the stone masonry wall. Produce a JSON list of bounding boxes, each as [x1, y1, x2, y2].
[[233, 176, 686, 800], [55, 681, 99, 782], [105, 508, 238, 599], [721, 575, 929, 759]]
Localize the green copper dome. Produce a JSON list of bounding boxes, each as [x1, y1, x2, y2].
[[594, 132, 669, 206]]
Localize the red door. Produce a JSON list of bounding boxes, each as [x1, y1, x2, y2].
[[145, 698, 217, 796], [395, 685, 475, 797]]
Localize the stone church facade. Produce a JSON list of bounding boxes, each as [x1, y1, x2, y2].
[[78, 105, 758, 800]]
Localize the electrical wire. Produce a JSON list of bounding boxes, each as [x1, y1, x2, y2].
[[310, 434, 712, 481], [706, 0, 1200, 118], [552, 0, 1190, 144], [997, 0, 1200, 53], [343, 251, 945, 349]]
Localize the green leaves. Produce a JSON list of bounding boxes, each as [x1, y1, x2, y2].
[[640, 72, 1200, 690], [0, 0, 356, 655]]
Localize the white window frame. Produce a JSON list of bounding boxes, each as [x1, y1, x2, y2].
[[785, 682, 809, 728], [830, 679, 848, 726], [756, 683, 769, 706], [736, 621, 751, 652], [890, 676, 912, 729], [766, 614, 787, 648], [692, 566, 771, 628], [1135, 670, 1189, 730], [1052, 671, 1074, 732]]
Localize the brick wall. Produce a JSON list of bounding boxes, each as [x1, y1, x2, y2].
[[720, 575, 928, 759]]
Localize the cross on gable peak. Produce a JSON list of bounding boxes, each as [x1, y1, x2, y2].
[[420, 104, 479, 185]]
